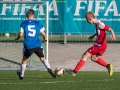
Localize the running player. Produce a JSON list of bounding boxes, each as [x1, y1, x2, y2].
[[14, 9, 56, 79], [67, 11, 116, 76]]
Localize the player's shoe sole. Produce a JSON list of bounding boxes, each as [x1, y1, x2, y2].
[[107, 64, 113, 76], [17, 70, 23, 80], [47, 68, 56, 79], [66, 69, 76, 76]]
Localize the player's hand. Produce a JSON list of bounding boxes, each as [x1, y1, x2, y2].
[[43, 37, 47, 42], [111, 37, 116, 40], [14, 38, 18, 43], [44, 39, 47, 42], [88, 35, 94, 41]]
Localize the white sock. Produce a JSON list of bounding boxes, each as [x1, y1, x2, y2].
[[20, 64, 26, 77], [42, 60, 51, 69]]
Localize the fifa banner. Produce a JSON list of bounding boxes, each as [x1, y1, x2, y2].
[[0, 0, 120, 34]]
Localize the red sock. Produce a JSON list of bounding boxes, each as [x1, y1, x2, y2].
[[96, 58, 107, 67], [74, 60, 85, 73]]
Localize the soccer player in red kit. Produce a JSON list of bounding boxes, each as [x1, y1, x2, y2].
[[67, 11, 116, 76]]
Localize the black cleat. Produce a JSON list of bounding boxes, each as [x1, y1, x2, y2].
[[17, 70, 23, 80], [47, 68, 56, 78]]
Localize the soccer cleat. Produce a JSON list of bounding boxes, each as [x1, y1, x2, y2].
[[47, 68, 56, 79], [17, 70, 23, 80], [107, 64, 113, 76], [66, 69, 76, 76]]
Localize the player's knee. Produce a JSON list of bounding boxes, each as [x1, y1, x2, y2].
[[22, 57, 27, 64], [91, 56, 97, 62], [40, 57, 45, 62]]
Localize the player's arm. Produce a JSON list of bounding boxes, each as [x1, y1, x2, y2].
[[41, 31, 47, 42], [108, 28, 116, 40], [14, 27, 24, 42], [88, 33, 97, 41], [98, 20, 116, 40]]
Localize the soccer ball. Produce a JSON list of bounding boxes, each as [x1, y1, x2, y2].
[[5, 33, 10, 37], [55, 67, 64, 77]]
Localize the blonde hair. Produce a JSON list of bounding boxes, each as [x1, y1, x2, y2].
[[85, 11, 95, 20]]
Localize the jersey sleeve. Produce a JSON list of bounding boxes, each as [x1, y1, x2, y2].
[[20, 27, 24, 32], [40, 27, 45, 32], [98, 20, 110, 30], [38, 22, 45, 33], [20, 23, 24, 32]]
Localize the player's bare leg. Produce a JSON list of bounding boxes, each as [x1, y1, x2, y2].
[[40, 57, 56, 78]]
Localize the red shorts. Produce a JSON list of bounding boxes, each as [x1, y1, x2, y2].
[[87, 44, 107, 56]]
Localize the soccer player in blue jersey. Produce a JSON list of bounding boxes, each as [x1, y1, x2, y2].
[[14, 9, 56, 79]]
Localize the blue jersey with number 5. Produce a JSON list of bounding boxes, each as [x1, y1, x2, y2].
[[20, 20, 44, 49]]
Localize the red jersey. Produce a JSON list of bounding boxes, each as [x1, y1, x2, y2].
[[87, 20, 110, 56], [95, 20, 110, 46]]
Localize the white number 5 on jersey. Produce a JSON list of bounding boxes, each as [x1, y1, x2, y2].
[[28, 25, 36, 37]]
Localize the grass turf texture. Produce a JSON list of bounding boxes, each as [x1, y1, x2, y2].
[[0, 70, 120, 90]]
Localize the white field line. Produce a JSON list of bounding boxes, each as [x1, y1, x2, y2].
[[0, 81, 74, 85], [0, 79, 115, 85]]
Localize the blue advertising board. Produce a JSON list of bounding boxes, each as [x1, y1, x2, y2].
[[0, 0, 120, 34]]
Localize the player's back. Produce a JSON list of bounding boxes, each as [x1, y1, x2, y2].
[[21, 20, 43, 49]]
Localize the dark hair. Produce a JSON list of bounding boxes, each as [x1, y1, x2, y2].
[[26, 9, 34, 18]]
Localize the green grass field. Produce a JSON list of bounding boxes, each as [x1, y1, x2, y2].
[[0, 70, 120, 90]]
